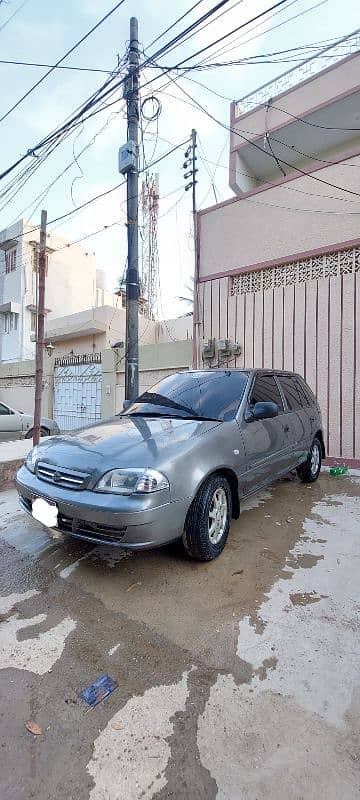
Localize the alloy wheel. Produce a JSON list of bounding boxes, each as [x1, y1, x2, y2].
[[208, 487, 228, 544]]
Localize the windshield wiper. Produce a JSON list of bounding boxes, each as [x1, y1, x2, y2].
[[133, 392, 196, 417], [126, 411, 220, 422]]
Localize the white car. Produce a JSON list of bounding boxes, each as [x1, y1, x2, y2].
[[0, 401, 59, 441]]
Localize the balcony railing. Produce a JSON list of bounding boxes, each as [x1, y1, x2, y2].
[[235, 28, 360, 117]]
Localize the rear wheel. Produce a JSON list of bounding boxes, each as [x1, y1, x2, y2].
[[25, 426, 50, 439], [297, 437, 322, 483], [182, 474, 232, 561]]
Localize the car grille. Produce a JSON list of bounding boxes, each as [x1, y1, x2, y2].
[[58, 514, 127, 544], [36, 462, 90, 490], [18, 494, 127, 546]]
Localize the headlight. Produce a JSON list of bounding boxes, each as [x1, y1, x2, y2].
[[25, 445, 40, 473], [95, 468, 169, 495]]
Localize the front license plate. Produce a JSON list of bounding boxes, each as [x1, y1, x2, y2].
[[32, 497, 58, 528]]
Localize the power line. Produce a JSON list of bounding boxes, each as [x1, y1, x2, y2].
[[153, 0, 293, 72], [198, 151, 360, 204], [0, 3, 229, 187], [0, 58, 112, 74], [6, 106, 125, 224], [0, 0, 30, 33], [157, 0, 247, 58], [147, 0, 233, 62], [140, 1, 305, 99], [153, 66, 360, 200], [53, 184, 185, 250], [2, 139, 188, 241], [147, 0, 207, 49], [141, 0, 328, 102], [264, 104, 360, 132], [193, 0, 327, 67], [0, 0, 128, 124], [0, 57, 127, 183]]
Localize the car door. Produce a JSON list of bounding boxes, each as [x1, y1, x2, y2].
[[276, 374, 311, 468], [0, 403, 22, 440], [240, 373, 288, 494]]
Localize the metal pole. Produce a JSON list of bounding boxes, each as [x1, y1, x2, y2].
[[190, 128, 200, 368], [33, 209, 47, 446], [125, 16, 139, 401]]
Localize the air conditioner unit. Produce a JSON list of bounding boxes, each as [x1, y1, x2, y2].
[[202, 338, 215, 360]]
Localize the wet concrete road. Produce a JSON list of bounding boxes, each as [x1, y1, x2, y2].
[[1, 473, 360, 799]]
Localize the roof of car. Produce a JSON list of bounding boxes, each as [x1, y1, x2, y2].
[[179, 368, 303, 377]]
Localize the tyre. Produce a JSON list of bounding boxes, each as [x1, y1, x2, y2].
[[25, 426, 50, 439], [182, 474, 232, 561], [297, 437, 322, 483]]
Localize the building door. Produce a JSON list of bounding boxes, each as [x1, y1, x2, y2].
[[53, 354, 102, 432]]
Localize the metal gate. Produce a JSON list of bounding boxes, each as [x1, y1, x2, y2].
[[53, 354, 102, 432]]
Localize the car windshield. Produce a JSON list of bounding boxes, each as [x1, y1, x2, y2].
[[123, 371, 249, 421]]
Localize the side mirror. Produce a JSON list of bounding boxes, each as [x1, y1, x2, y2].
[[246, 401, 279, 422], [122, 400, 132, 411]]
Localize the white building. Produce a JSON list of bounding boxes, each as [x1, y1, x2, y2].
[[0, 218, 106, 362]]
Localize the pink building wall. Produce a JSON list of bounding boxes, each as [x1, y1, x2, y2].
[[199, 151, 360, 281]]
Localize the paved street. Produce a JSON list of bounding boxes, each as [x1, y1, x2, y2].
[[0, 472, 360, 799]]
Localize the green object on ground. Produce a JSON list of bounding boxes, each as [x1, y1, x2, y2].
[[329, 466, 348, 476]]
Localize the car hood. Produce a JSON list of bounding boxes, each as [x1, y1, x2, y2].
[[32, 415, 222, 475]]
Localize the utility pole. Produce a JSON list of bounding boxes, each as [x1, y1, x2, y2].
[[183, 130, 199, 366], [33, 209, 47, 446], [124, 17, 140, 401]]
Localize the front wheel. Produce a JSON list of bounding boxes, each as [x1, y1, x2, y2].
[[297, 437, 322, 483], [182, 474, 232, 561]]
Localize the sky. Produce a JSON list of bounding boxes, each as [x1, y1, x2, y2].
[[0, 0, 359, 319]]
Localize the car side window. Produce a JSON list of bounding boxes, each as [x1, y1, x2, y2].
[[277, 376, 303, 411], [249, 375, 284, 412], [0, 403, 10, 415]]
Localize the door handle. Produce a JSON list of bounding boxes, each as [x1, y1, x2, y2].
[[283, 424, 290, 433]]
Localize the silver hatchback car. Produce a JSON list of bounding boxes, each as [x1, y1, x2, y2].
[[16, 369, 324, 561]]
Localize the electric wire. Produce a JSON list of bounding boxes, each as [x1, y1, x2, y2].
[[2, 139, 188, 241], [151, 64, 360, 200], [263, 103, 360, 132], [0, 59, 112, 74], [0, 1, 232, 186], [0, 0, 30, 33], [0, 0, 128, 125], [147, 0, 207, 49]]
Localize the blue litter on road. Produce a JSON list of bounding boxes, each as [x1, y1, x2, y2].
[[80, 674, 118, 708]]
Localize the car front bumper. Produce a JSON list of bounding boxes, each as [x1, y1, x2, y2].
[[16, 465, 190, 549]]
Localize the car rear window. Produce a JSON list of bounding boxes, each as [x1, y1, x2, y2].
[[278, 375, 315, 410], [297, 378, 316, 406], [127, 371, 249, 421]]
